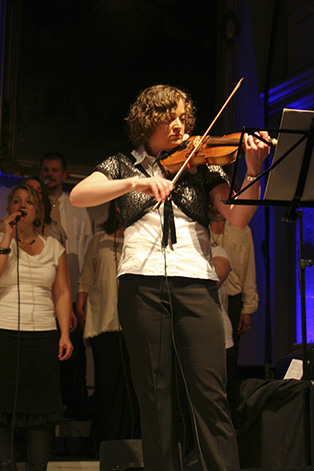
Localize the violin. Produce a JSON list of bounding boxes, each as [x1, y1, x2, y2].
[[160, 133, 245, 174], [159, 132, 277, 175], [152, 77, 275, 209]]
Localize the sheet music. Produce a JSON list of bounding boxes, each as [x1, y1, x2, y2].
[[264, 108, 314, 202], [283, 358, 303, 380]]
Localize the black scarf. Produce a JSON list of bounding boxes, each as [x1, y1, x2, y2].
[[162, 196, 177, 247]]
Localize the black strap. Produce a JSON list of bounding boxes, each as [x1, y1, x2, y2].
[[162, 196, 177, 247]]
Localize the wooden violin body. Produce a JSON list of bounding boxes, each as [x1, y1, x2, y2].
[[160, 133, 244, 174]]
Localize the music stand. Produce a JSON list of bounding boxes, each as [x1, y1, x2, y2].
[[224, 108, 314, 380]]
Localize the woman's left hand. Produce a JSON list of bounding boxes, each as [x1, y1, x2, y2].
[[58, 335, 74, 361], [244, 131, 270, 177]]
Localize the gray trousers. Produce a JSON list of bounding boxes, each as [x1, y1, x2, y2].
[[118, 275, 239, 471]]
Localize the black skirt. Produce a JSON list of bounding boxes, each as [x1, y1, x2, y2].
[[0, 329, 63, 427]]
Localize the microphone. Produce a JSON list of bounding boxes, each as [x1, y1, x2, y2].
[[14, 210, 26, 223], [43, 179, 50, 185]]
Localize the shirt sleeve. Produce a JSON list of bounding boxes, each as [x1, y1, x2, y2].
[[78, 236, 96, 294], [94, 155, 121, 180], [240, 228, 259, 315], [58, 224, 68, 246], [205, 164, 230, 193], [211, 244, 230, 262], [50, 236, 65, 262]]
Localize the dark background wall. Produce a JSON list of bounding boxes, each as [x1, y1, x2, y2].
[[14, 0, 218, 170]]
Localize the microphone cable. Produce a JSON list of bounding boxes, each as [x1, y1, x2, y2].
[[10, 222, 22, 471]]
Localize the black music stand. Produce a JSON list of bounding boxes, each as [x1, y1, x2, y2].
[[224, 108, 314, 380]]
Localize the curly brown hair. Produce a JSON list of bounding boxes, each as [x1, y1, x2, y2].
[[125, 84, 196, 147], [7, 183, 45, 228]]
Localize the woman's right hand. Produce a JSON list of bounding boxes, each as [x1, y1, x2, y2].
[[3, 211, 25, 237], [133, 176, 173, 203], [0, 213, 24, 278]]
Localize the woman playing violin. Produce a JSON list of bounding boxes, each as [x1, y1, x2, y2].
[[70, 84, 270, 471]]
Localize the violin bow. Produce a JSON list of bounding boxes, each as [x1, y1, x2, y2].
[[153, 77, 244, 210]]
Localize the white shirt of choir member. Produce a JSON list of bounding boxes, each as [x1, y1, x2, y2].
[[116, 144, 218, 281], [78, 232, 123, 339], [57, 192, 92, 299], [0, 233, 64, 331]]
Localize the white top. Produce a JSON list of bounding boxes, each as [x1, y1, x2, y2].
[[57, 192, 93, 299], [211, 245, 234, 349], [0, 234, 65, 331], [118, 145, 218, 281], [209, 220, 258, 315], [78, 232, 123, 339]]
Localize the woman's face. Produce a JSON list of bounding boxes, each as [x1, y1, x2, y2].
[[9, 189, 37, 224], [26, 179, 43, 199], [146, 98, 186, 156]]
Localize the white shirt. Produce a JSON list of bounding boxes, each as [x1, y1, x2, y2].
[[57, 192, 93, 299], [78, 232, 123, 339], [118, 145, 218, 280], [0, 234, 64, 331], [209, 220, 259, 315]]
